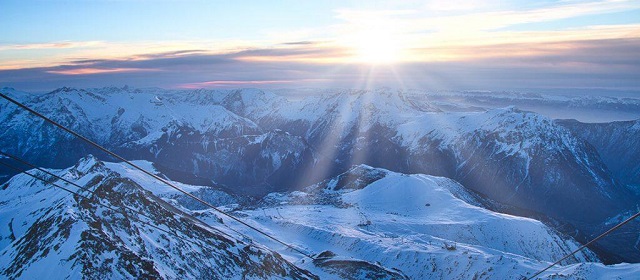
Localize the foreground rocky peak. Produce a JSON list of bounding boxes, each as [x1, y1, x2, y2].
[[0, 156, 316, 279]]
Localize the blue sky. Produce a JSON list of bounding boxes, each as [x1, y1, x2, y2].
[[1, 0, 639, 92], [3, 1, 335, 42]]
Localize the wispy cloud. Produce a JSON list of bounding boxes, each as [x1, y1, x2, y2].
[[0, 40, 260, 69], [46, 67, 156, 75], [1, 0, 639, 92], [0, 41, 104, 51], [422, 0, 640, 32], [235, 44, 350, 63], [1, 37, 638, 91], [2, 1, 638, 68], [321, 0, 640, 63]]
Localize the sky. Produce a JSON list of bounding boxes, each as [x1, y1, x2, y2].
[[1, 0, 639, 93]]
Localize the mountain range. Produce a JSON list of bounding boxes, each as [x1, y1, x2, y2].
[[1, 86, 640, 278]]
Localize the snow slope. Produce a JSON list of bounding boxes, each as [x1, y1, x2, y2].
[[0, 156, 315, 279], [197, 166, 640, 279], [3, 156, 639, 279]]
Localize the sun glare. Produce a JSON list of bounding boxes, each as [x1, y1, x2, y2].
[[340, 15, 406, 65], [352, 30, 402, 64]]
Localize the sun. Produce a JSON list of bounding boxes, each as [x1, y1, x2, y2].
[[352, 30, 402, 64], [339, 17, 407, 65]]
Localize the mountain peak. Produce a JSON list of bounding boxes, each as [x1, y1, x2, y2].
[[322, 164, 389, 191], [51, 86, 81, 94], [71, 155, 105, 176]]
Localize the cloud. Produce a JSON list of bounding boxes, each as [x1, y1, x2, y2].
[[2, 1, 638, 71], [333, 0, 640, 49], [0, 41, 104, 51], [281, 41, 321, 46], [46, 68, 156, 75], [234, 44, 350, 63], [1, 36, 638, 92], [428, 0, 640, 31], [2, 0, 640, 93], [412, 37, 640, 65]]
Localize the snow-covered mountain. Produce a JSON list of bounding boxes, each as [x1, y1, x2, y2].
[[216, 89, 638, 262], [259, 165, 601, 265], [558, 118, 640, 190], [0, 87, 315, 194], [1, 86, 640, 271], [129, 162, 640, 279], [4, 157, 640, 279], [0, 156, 316, 279], [221, 165, 640, 279], [395, 107, 632, 220]]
